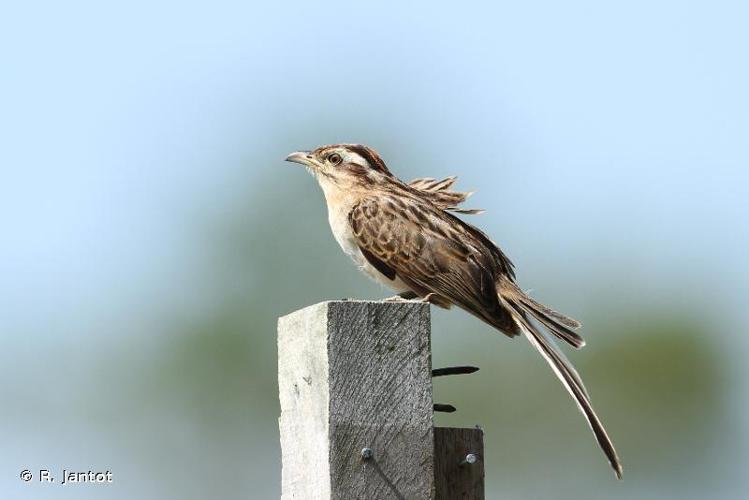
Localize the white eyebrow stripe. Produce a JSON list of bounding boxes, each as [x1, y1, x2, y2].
[[345, 151, 368, 166]]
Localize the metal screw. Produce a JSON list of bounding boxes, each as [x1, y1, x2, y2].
[[460, 453, 478, 466], [361, 447, 373, 461]]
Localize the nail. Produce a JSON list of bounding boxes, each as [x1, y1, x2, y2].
[[361, 447, 373, 461], [431, 366, 480, 377], [460, 453, 478, 466], [434, 403, 457, 413]]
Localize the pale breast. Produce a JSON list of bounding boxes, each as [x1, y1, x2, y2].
[[324, 192, 411, 293]]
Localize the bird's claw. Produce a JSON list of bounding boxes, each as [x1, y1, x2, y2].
[[384, 295, 410, 302], [384, 292, 436, 304], [420, 292, 436, 303], [384, 291, 419, 302]]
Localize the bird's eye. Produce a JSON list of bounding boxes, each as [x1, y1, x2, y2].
[[328, 153, 342, 165]]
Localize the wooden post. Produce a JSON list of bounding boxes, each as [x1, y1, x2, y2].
[[278, 300, 484, 500], [434, 427, 485, 500]]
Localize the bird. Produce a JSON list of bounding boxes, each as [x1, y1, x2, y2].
[[285, 143, 623, 479]]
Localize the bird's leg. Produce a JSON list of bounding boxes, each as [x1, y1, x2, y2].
[[384, 291, 440, 304], [383, 291, 420, 302]]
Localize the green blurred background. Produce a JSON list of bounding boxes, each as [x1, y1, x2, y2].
[[2, 1, 747, 499]]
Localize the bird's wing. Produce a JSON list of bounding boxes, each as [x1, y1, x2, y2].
[[349, 196, 516, 334]]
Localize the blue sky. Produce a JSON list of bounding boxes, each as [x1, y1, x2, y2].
[[2, 0, 747, 331]]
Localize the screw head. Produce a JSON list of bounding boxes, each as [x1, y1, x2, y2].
[[460, 453, 478, 466]]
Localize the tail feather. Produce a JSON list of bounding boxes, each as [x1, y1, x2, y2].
[[519, 293, 582, 329], [501, 296, 623, 479], [507, 301, 589, 397], [515, 297, 586, 349], [503, 281, 585, 349]]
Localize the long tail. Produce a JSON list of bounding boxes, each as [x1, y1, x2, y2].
[[504, 281, 586, 349], [498, 281, 623, 479]]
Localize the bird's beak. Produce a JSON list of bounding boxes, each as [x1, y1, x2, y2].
[[285, 151, 314, 167]]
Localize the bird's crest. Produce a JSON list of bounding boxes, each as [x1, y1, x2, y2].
[[407, 176, 484, 215]]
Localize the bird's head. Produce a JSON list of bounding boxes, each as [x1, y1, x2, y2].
[[285, 144, 394, 190]]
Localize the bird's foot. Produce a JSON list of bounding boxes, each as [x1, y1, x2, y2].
[[384, 291, 437, 304], [383, 291, 419, 302], [420, 292, 436, 303]]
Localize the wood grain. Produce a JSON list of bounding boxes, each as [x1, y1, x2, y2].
[[278, 300, 434, 500], [434, 427, 485, 500]]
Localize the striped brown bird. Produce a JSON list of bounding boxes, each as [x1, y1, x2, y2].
[[285, 144, 623, 479]]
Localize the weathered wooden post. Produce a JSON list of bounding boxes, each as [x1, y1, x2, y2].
[[278, 300, 484, 499]]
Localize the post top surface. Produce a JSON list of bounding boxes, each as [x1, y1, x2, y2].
[[278, 299, 430, 322]]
